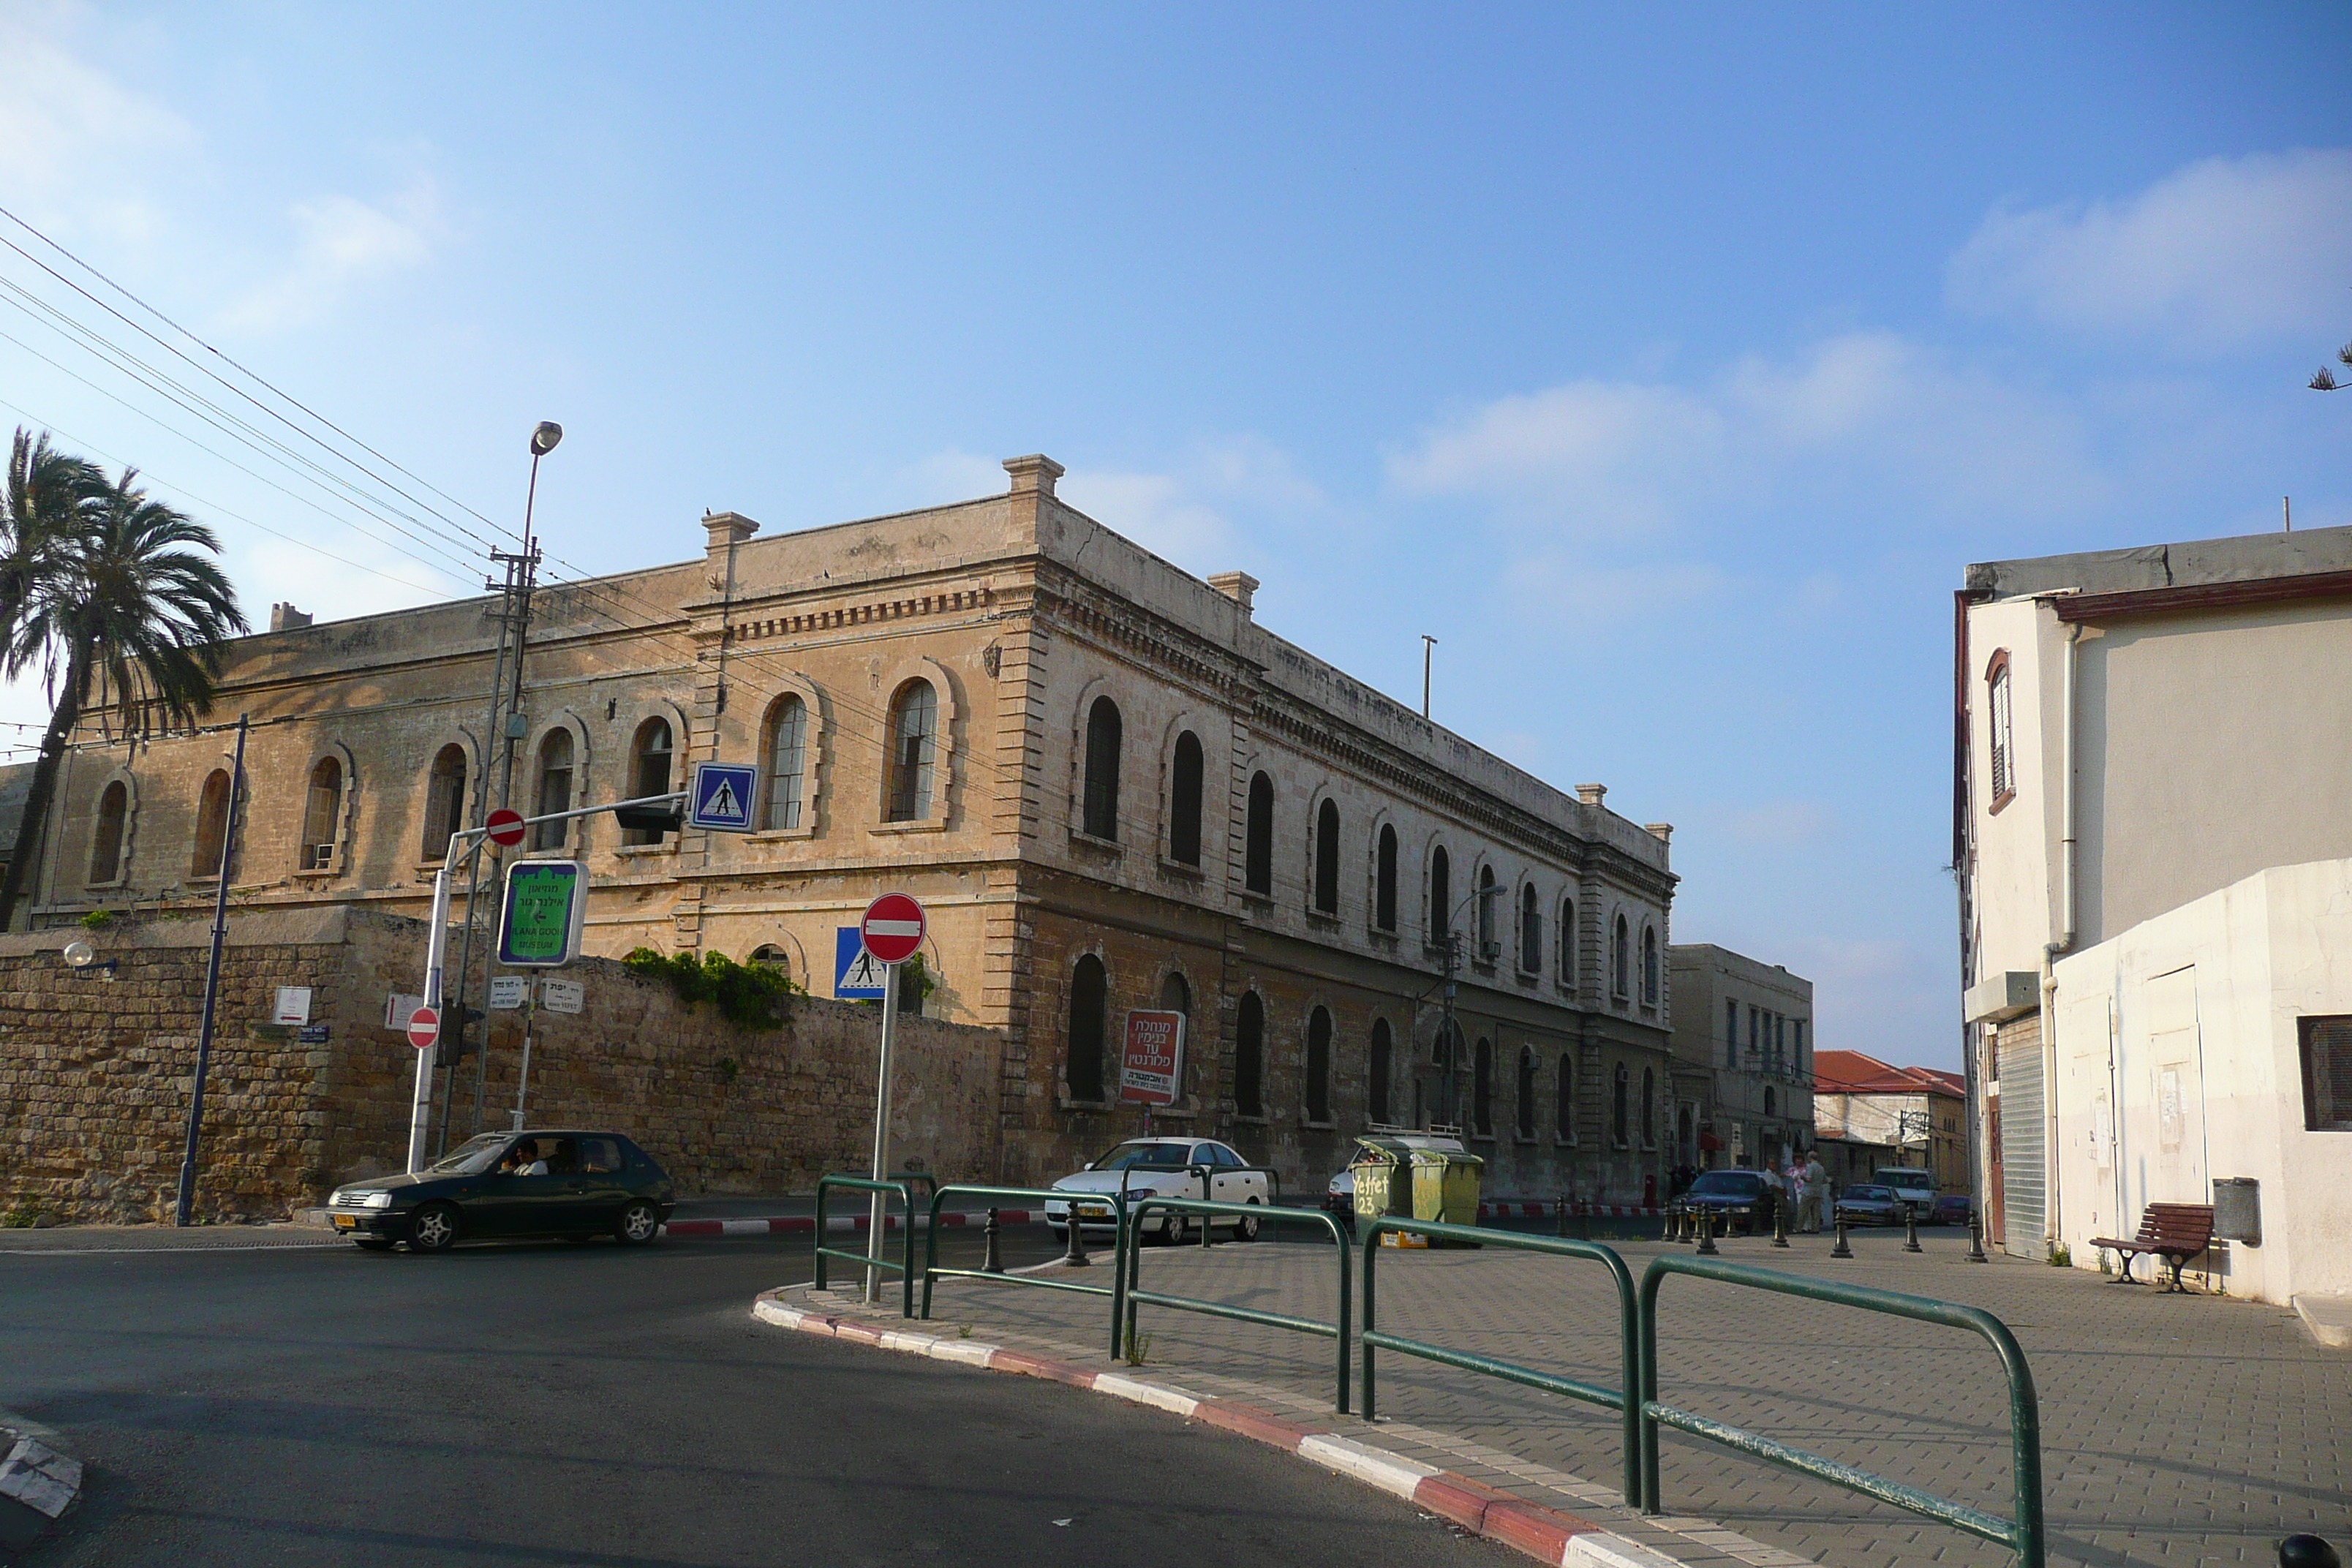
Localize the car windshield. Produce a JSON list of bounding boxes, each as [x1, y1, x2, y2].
[[1847, 1186, 1891, 1200], [1090, 1142, 1192, 1171], [1877, 1172, 1929, 1186], [1688, 1172, 1763, 1196], [424, 1133, 510, 1176]]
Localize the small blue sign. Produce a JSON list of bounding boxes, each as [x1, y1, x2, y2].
[[688, 761, 758, 832], [834, 926, 888, 999]]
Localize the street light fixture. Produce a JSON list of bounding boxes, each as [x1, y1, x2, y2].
[[529, 421, 563, 456]]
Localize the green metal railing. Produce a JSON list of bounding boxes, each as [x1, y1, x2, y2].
[[1123, 1197, 1352, 1414], [1638, 1255, 2043, 1565], [812, 1176, 918, 1320], [919, 1183, 1131, 1360], [1360, 1216, 1641, 1506]]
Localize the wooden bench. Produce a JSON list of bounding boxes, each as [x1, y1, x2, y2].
[[2090, 1202, 2215, 1293]]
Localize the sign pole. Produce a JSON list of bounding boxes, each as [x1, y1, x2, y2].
[[176, 713, 246, 1225], [864, 965, 900, 1305], [511, 987, 538, 1132]]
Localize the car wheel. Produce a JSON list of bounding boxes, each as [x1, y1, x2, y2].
[[407, 1203, 460, 1254], [614, 1200, 661, 1246], [1233, 1202, 1261, 1243], [1161, 1210, 1189, 1245], [352, 1237, 395, 1252]]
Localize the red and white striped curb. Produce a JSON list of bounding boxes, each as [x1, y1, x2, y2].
[[662, 1210, 1040, 1238], [751, 1289, 1678, 1568], [668, 1201, 1656, 1237]]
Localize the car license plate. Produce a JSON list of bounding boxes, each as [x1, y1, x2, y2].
[[332, 1214, 356, 1229], [1078, 1204, 1109, 1218]]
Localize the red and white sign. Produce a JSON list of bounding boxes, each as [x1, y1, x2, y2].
[[859, 893, 927, 965], [406, 1006, 441, 1050], [1119, 1009, 1186, 1106], [485, 808, 527, 848]]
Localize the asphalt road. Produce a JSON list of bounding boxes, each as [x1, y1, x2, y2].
[[1, 1229, 1511, 1567]]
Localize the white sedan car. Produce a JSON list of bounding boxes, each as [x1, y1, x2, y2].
[[1046, 1138, 1270, 1243]]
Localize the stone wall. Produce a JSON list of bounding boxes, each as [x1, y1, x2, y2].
[[0, 908, 1001, 1224]]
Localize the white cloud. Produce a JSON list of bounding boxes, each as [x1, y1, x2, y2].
[[1948, 147, 2352, 351], [216, 184, 441, 333], [0, 6, 195, 242], [1391, 331, 2106, 538], [1058, 434, 1332, 573]]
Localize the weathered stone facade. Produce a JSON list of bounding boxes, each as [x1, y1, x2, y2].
[[10, 455, 1677, 1201], [0, 908, 997, 1222]]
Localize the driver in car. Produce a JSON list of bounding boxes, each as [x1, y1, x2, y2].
[[498, 1139, 549, 1176]]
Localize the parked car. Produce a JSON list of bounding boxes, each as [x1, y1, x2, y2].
[[1833, 1184, 1905, 1226], [1678, 1169, 1774, 1235], [325, 1129, 674, 1252], [1047, 1138, 1269, 1242], [1927, 1192, 1973, 1228], [1323, 1131, 1467, 1217], [1872, 1168, 1937, 1214]]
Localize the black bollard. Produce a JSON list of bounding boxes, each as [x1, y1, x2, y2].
[[1773, 1196, 1790, 1248], [1831, 1212, 1853, 1259], [1580, 1199, 1593, 1243], [1059, 1212, 1090, 1267], [1904, 1205, 1923, 1254], [1555, 1193, 1569, 1238], [1695, 1210, 1719, 1256], [1967, 1213, 1990, 1264], [1662, 1205, 1678, 1243], [2280, 1536, 2342, 1568], [981, 1207, 1004, 1274]]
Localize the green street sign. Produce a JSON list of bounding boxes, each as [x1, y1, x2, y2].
[[497, 859, 587, 967]]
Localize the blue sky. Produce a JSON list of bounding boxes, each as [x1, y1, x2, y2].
[[3, 3, 2347, 1066]]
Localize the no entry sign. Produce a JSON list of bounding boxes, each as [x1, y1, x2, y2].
[[485, 807, 526, 848], [406, 1006, 440, 1050], [859, 893, 925, 965]]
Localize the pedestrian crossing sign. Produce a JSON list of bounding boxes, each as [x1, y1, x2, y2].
[[687, 761, 758, 832], [834, 927, 889, 999]]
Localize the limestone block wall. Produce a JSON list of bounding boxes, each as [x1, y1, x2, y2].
[[0, 907, 1002, 1224]]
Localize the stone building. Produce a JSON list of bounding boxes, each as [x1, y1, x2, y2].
[[1664, 944, 1813, 1175], [1809, 1050, 1966, 1194], [9, 455, 1679, 1199]]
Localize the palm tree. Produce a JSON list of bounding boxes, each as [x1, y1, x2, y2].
[[1, 428, 105, 642], [0, 450, 246, 929]]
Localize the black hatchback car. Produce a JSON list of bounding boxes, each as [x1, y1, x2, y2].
[[1678, 1169, 1774, 1235], [325, 1129, 675, 1252]]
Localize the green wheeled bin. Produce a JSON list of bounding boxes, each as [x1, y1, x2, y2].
[[1407, 1145, 1485, 1235], [1349, 1137, 1413, 1243]]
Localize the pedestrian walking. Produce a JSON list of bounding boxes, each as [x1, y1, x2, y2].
[[1798, 1150, 1826, 1232]]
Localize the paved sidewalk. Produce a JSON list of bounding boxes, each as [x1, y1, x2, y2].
[[907, 1226, 2350, 1568]]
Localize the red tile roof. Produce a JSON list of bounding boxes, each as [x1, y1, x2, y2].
[[1812, 1050, 1965, 1097]]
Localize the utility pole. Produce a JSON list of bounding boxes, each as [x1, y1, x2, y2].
[[176, 715, 247, 1225]]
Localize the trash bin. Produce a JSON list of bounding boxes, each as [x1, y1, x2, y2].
[[1408, 1145, 1485, 1226], [1349, 1137, 1412, 1243], [2212, 1177, 2261, 1245]]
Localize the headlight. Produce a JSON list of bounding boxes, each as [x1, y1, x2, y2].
[[1122, 1189, 1158, 1202]]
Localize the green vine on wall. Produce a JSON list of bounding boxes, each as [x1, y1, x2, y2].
[[622, 947, 803, 1028]]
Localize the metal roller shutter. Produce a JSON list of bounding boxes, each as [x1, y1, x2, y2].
[[1997, 1014, 2045, 1258]]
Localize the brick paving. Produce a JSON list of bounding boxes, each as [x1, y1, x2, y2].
[[909, 1224, 2351, 1568]]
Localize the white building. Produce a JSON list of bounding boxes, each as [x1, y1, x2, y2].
[[1954, 521, 2352, 1306]]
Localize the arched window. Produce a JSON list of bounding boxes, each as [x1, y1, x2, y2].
[[1375, 824, 1398, 932], [1641, 925, 1659, 1006], [1312, 799, 1340, 914], [88, 781, 127, 884], [1519, 884, 1541, 974], [300, 758, 341, 871], [1558, 895, 1577, 984], [1369, 1019, 1392, 1125], [532, 729, 574, 851], [1168, 731, 1203, 866], [1429, 845, 1451, 941], [1235, 990, 1264, 1116], [1987, 649, 2015, 807], [422, 744, 467, 861], [625, 719, 674, 845], [1641, 1066, 1657, 1147], [766, 696, 808, 830], [750, 944, 791, 981], [190, 769, 231, 878], [1082, 696, 1121, 840], [1516, 1047, 1536, 1138], [1305, 1006, 1333, 1123], [886, 680, 938, 822], [1611, 915, 1630, 998], [1477, 864, 1498, 960], [1473, 1036, 1494, 1136], [1066, 954, 1107, 1102], [1159, 971, 1191, 1104], [1556, 1053, 1576, 1143], [1611, 1063, 1630, 1147], [1243, 772, 1273, 894]]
